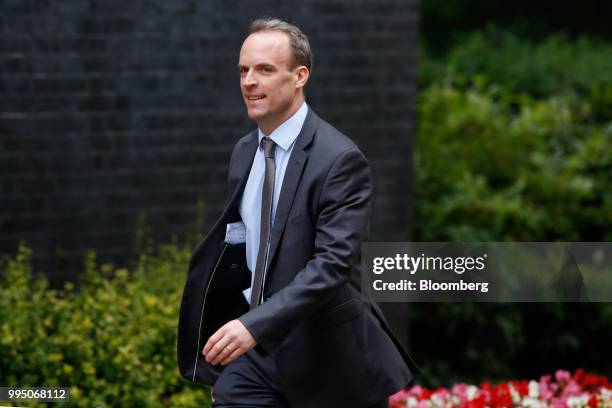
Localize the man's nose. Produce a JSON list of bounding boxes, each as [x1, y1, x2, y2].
[[242, 70, 257, 86]]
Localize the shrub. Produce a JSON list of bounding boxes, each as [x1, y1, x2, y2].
[[0, 241, 210, 408], [414, 84, 612, 242], [411, 31, 612, 387], [419, 28, 612, 122]]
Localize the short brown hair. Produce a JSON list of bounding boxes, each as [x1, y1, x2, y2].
[[249, 17, 313, 72]]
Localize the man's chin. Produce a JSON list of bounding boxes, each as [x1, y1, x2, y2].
[[246, 109, 262, 120]]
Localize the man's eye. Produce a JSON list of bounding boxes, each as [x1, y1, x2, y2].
[[261, 67, 273, 73]]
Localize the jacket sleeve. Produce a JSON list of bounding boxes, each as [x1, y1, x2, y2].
[[238, 147, 373, 353]]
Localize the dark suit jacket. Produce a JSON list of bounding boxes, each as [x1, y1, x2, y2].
[[178, 109, 417, 408]]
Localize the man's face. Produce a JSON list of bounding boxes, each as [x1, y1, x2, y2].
[[238, 31, 307, 134]]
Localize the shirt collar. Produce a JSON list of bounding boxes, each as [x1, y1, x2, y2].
[[258, 102, 308, 152]]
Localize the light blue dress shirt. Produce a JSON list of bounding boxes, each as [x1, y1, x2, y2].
[[239, 102, 308, 302]]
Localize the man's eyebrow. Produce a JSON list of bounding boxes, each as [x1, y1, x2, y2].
[[256, 63, 277, 71], [237, 63, 276, 69]]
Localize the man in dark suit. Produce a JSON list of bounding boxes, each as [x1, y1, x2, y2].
[[177, 17, 418, 408]]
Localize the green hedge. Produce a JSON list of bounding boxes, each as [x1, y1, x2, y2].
[[0, 241, 210, 408], [415, 29, 612, 242], [411, 81, 612, 383], [414, 83, 612, 242], [419, 28, 612, 121], [410, 30, 612, 386]]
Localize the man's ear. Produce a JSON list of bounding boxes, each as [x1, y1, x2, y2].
[[295, 66, 310, 89]]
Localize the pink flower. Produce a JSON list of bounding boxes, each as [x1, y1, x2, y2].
[[539, 374, 557, 400], [555, 369, 571, 385], [408, 385, 426, 399], [451, 383, 471, 402], [389, 389, 409, 407]]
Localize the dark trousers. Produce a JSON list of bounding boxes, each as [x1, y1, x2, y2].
[[210, 348, 390, 408]]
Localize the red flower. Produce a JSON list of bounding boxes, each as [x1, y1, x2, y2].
[[588, 375, 608, 390], [574, 368, 610, 391], [421, 388, 432, 400], [574, 368, 586, 382], [511, 380, 529, 397], [464, 394, 487, 408], [490, 383, 514, 408]]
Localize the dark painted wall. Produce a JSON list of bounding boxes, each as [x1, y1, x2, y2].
[[0, 0, 418, 281]]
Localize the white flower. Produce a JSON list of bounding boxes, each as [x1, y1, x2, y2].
[[407, 397, 418, 408], [431, 395, 444, 408], [521, 397, 546, 408], [528, 380, 540, 399], [567, 394, 590, 408], [509, 383, 521, 404], [467, 385, 479, 401]]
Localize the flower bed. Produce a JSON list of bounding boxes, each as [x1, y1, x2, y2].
[[390, 370, 612, 408]]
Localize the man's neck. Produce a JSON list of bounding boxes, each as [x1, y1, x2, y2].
[[259, 97, 305, 135]]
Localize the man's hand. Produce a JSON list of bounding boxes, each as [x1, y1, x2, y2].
[[203, 319, 257, 365]]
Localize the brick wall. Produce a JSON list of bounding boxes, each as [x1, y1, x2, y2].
[[0, 0, 418, 281]]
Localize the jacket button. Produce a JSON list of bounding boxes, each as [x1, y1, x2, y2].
[[229, 264, 239, 271]]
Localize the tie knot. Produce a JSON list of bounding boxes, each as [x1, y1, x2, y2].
[[261, 137, 276, 159]]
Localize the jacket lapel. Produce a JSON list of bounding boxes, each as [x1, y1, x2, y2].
[[266, 109, 318, 268]]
